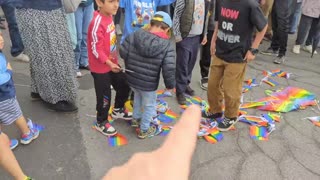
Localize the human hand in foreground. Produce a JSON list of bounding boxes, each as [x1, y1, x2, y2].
[[244, 50, 255, 62], [103, 105, 201, 180]]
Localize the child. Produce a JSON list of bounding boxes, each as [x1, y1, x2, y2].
[[88, 0, 132, 136], [120, 11, 175, 139], [0, 34, 40, 147], [119, 0, 176, 43], [202, 0, 267, 131], [173, 0, 207, 105]]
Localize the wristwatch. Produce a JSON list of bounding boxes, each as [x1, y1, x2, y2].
[[249, 48, 259, 55]]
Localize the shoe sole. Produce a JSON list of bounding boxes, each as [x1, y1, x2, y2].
[[95, 126, 118, 136], [10, 143, 19, 150], [217, 119, 239, 132], [260, 52, 278, 56], [199, 82, 208, 91], [20, 132, 40, 145], [111, 115, 132, 121]]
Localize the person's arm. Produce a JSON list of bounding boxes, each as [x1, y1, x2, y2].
[[210, 22, 218, 55], [162, 41, 176, 89], [172, 0, 185, 42], [119, 35, 131, 61]]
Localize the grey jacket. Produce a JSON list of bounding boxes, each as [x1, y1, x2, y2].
[[302, 0, 320, 18], [120, 29, 176, 91]]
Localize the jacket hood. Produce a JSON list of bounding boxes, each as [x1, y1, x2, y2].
[[132, 29, 170, 57]]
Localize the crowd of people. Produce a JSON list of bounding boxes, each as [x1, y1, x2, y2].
[[0, 0, 319, 179]]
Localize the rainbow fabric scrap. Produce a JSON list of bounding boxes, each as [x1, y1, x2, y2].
[[242, 79, 258, 93], [157, 99, 169, 113], [159, 126, 172, 136], [157, 109, 178, 123], [241, 87, 316, 112], [108, 133, 128, 147], [262, 69, 291, 79], [306, 116, 320, 127], [249, 126, 269, 140], [203, 128, 223, 144], [261, 76, 279, 87], [156, 89, 174, 98]]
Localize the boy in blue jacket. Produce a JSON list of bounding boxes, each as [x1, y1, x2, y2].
[[120, 12, 175, 139]]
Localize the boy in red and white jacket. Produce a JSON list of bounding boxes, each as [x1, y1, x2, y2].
[[87, 0, 132, 136]]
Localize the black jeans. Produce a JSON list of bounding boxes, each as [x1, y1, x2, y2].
[[270, 0, 295, 56], [1, 0, 25, 57], [296, 15, 319, 46], [91, 71, 130, 123], [200, 30, 213, 79]]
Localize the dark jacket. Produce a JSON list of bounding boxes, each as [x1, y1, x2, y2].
[[120, 29, 176, 91], [14, 0, 62, 11]]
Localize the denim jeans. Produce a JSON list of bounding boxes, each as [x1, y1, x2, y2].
[[1, 1, 24, 57], [75, 4, 93, 70], [289, 2, 302, 33], [132, 88, 157, 131]]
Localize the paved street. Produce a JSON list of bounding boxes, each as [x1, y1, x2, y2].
[[0, 28, 320, 180]]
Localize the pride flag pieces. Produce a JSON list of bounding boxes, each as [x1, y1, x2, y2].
[[249, 126, 269, 141], [107, 133, 128, 147]]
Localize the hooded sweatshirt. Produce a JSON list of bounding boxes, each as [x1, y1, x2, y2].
[[120, 29, 175, 91]]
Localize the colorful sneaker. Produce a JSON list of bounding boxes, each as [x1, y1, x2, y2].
[[217, 117, 239, 131], [20, 128, 40, 145], [95, 121, 117, 136], [111, 108, 132, 120], [131, 119, 140, 128], [10, 139, 19, 150], [202, 111, 223, 119], [137, 125, 157, 139]]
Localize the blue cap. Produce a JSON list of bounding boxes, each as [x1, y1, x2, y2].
[[0, 53, 11, 85], [152, 11, 172, 28]]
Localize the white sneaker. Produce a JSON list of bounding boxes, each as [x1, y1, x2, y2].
[[76, 71, 82, 78], [292, 45, 300, 54], [15, 53, 30, 62], [302, 45, 317, 54], [116, 24, 122, 35]]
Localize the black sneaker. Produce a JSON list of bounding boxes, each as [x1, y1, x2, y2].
[[48, 101, 78, 112], [111, 107, 132, 120], [217, 117, 238, 131], [176, 92, 186, 105], [185, 86, 195, 96], [31, 92, 41, 100], [202, 111, 222, 119], [95, 121, 117, 136], [273, 55, 286, 64], [200, 77, 208, 91], [261, 47, 279, 56]]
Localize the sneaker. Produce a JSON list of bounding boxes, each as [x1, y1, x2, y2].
[[15, 53, 30, 62], [10, 139, 19, 150], [273, 55, 286, 64], [217, 117, 239, 131], [302, 45, 317, 54], [76, 71, 82, 78], [111, 107, 132, 120], [202, 111, 222, 119], [200, 77, 208, 90], [137, 125, 157, 139], [30, 92, 41, 100], [261, 47, 278, 56], [48, 101, 78, 112], [20, 128, 40, 145], [176, 92, 186, 105], [185, 86, 195, 96], [292, 45, 300, 54], [131, 118, 140, 127], [95, 121, 117, 136], [116, 24, 122, 35]]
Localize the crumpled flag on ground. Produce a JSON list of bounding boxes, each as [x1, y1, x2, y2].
[[108, 133, 128, 147], [263, 69, 291, 79], [239, 114, 276, 134], [305, 116, 320, 127], [249, 126, 269, 141], [240, 87, 316, 112], [159, 126, 172, 136], [157, 89, 174, 98], [243, 79, 259, 93], [157, 99, 169, 113], [261, 76, 279, 87], [203, 128, 224, 144], [157, 109, 178, 123]]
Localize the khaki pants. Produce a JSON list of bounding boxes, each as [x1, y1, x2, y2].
[[207, 56, 246, 118], [261, 0, 274, 35]]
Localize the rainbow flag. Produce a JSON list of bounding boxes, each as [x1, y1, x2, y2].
[[207, 128, 223, 141], [242, 85, 252, 93], [158, 109, 178, 123], [249, 126, 269, 140], [159, 126, 172, 136], [204, 135, 218, 144], [107, 133, 128, 147], [262, 77, 279, 87], [239, 115, 268, 126]]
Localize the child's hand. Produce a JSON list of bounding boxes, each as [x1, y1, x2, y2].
[[201, 35, 207, 45], [110, 63, 121, 73], [7, 62, 12, 70]]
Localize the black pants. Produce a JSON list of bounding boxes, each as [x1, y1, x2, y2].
[[200, 30, 213, 79], [91, 71, 130, 123], [270, 0, 295, 56]]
